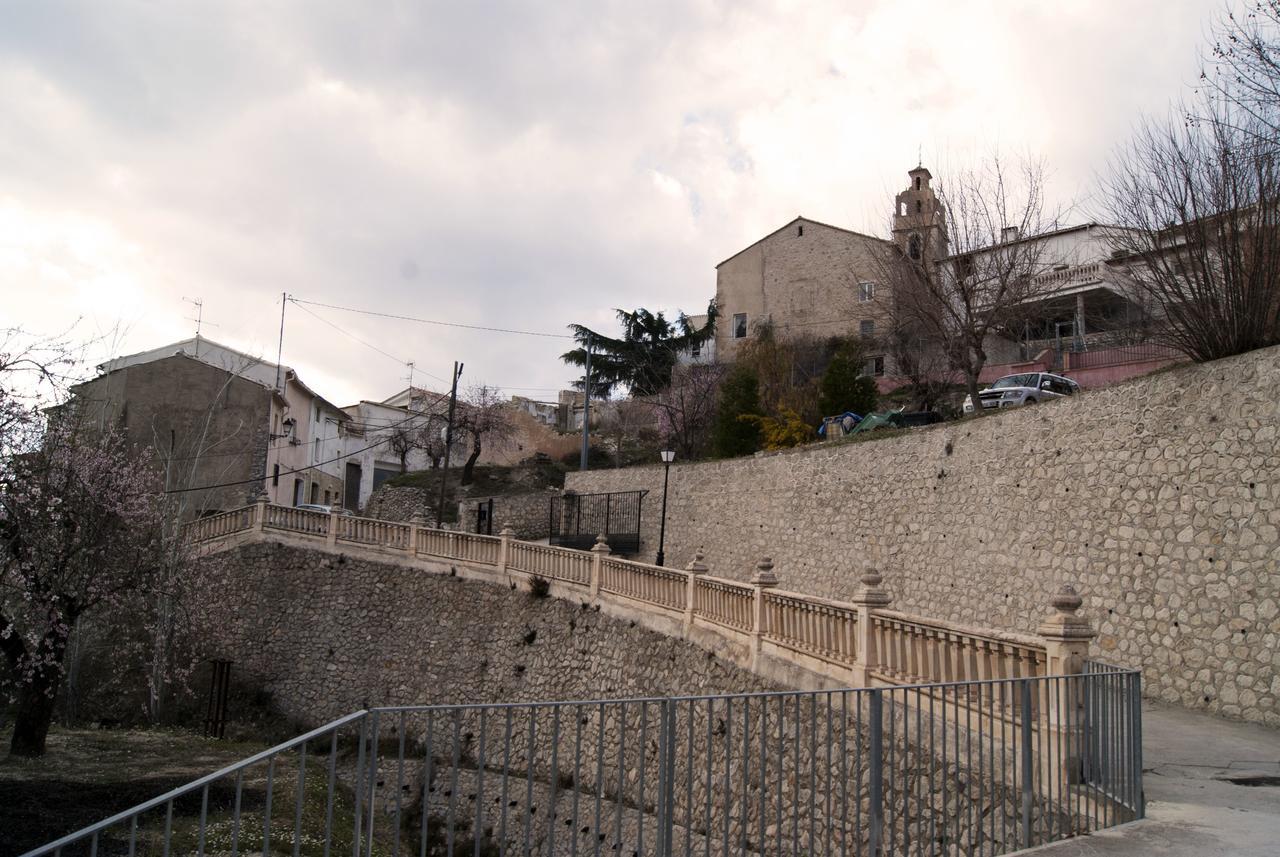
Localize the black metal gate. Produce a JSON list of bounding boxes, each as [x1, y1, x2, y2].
[[473, 498, 494, 535], [549, 490, 644, 555]]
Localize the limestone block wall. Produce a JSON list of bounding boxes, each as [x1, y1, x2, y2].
[[456, 491, 555, 539], [566, 345, 1280, 725]]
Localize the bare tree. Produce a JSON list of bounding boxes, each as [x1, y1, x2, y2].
[[649, 363, 727, 460], [1201, 1, 1280, 139], [1100, 106, 1280, 361], [456, 385, 518, 485], [874, 154, 1065, 414]]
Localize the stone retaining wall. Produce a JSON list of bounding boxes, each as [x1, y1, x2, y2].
[[566, 345, 1280, 725]]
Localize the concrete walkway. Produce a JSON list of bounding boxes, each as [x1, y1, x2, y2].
[[1023, 700, 1280, 856]]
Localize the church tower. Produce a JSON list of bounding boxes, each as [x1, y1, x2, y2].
[[892, 165, 947, 264]]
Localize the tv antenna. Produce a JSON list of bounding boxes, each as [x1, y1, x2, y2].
[[182, 297, 218, 357]]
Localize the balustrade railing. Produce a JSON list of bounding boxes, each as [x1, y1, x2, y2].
[[263, 504, 330, 535], [508, 540, 592, 584], [599, 557, 687, 610], [762, 590, 858, 665], [188, 505, 1086, 713], [691, 576, 755, 632], [336, 516, 410, 550], [184, 506, 255, 542]]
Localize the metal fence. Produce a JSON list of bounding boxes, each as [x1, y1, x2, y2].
[[549, 491, 645, 556], [21, 670, 1143, 857]]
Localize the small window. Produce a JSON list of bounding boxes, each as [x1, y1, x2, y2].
[[864, 355, 886, 377], [272, 463, 280, 486], [859, 282, 876, 302], [860, 320, 875, 338], [797, 224, 804, 237], [691, 343, 701, 359], [310, 483, 319, 504], [313, 436, 320, 462], [916, 200, 922, 213], [914, 177, 921, 190], [908, 235, 921, 261], [733, 313, 748, 339], [324, 490, 331, 505]]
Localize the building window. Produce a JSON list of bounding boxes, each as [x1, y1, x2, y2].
[[324, 490, 331, 505], [916, 200, 922, 213], [691, 343, 701, 359], [733, 313, 748, 339], [859, 282, 875, 302], [860, 320, 876, 338], [314, 436, 320, 462], [797, 224, 804, 237], [908, 235, 921, 261], [293, 479, 304, 506], [915, 177, 921, 190], [272, 464, 280, 486], [864, 355, 886, 377], [310, 482, 319, 504]]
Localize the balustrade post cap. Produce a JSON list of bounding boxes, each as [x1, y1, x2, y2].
[[1038, 584, 1096, 641], [409, 512, 427, 525], [752, 556, 779, 587], [591, 533, 612, 554], [852, 567, 891, 607], [685, 548, 708, 574], [498, 526, 516, 539]]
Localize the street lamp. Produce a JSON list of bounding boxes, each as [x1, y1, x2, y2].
[[655, 448, 675, 567]]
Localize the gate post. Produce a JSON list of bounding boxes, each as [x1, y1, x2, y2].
[[1037, 585, 1096, 788], [589, 533, 610, 597], [684, 549, 707, 628], [750, 558, 778, 669], [850, 569, 892, 687]]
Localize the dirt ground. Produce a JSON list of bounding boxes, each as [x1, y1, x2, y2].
[[0, 726, 268, 857]]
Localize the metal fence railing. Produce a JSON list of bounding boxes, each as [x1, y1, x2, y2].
[[22, 670, 1143, 857]]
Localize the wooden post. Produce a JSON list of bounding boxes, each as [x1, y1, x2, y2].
[[684, 549, 708, 627], [1038, 584, 1096, 786], [750, 557, 779, 669], [850, 568, 891, 687], [589, 533, 610, 597]]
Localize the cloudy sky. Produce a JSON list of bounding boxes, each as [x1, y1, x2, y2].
[[0, 0, 1221, 405]]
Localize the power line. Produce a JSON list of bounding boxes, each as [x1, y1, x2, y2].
[[289, 299, 452, 385], [290, 297, 574, 340]]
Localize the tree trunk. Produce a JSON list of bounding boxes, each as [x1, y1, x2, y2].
[[10, 669, 60, 757], [460, 442, 482, 486]]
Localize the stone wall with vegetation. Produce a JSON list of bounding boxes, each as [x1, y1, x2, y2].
[[567, 345, 1280, 726], [193, 541, 1076, 855]]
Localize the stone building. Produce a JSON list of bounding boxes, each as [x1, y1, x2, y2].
[[711, 166, 1183, 390]]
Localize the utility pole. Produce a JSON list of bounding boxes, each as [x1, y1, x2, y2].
[[275, 292, 288, 391], [579, 336, 592, 470], [436, 361, 463, 528]]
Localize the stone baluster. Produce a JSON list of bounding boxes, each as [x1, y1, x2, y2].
[[590, 533, 610, 597], [850, 568, 891, 687], [684, 549, 708, 627], [1037, 584, 1096, 785], [750, 557, 779, 668]]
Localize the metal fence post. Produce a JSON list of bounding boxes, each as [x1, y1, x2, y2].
[[364, 711, 381, 857], [351, 715, 368, 857], [1021, 679, 1034, 850], [869, 688, 883, 856], [657, 698, 677, 857], [1132, 672, 1145, 818]]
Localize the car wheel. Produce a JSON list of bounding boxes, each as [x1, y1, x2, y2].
[[1024, 397, 1037, 405]]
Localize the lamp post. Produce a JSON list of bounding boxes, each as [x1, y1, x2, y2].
[[655, 448, 675, 567]]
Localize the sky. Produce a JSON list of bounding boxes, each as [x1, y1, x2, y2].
[[0, 0, 1223, 406]]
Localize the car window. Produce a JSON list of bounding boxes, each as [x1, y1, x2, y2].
[[991, 373, 1038, 389]]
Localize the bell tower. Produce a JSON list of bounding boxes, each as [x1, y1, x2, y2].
[[892, 165, 947, 264]]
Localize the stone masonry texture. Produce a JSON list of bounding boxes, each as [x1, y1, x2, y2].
[[566, 345, 1280, 726]]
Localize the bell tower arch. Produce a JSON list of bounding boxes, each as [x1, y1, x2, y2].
[[892, 165, 947, 264]]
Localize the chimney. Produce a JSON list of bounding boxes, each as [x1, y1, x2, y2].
[[1001, 226, 1021, 243]]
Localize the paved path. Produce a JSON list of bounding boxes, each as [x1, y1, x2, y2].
[[1023, 701, 1280, 856]]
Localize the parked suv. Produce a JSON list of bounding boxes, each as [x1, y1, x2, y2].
[[962, 372, 1080, 414]]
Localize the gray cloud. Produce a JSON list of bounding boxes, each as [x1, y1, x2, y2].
[[0, 0, 1220, 404]]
